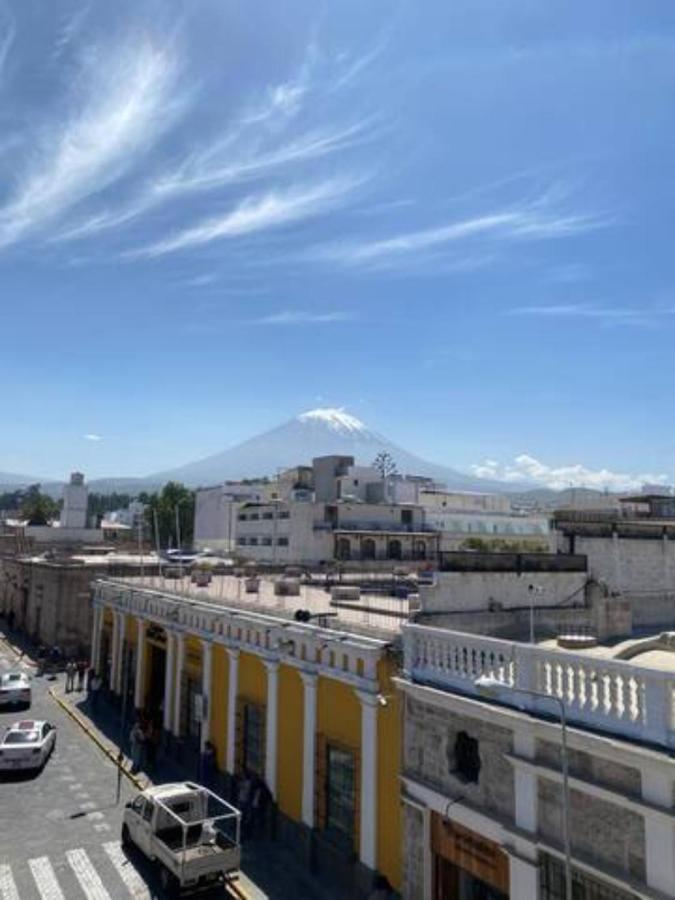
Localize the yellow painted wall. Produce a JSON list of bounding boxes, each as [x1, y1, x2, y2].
[[317, 676, 361, 748], [277, 664, 303, 822], [376, 657, 402, 891], [185, 636, 203, 678], [125, 617, 137, 643], [210, 645, 228, 769], [238, 651, 266, 706]]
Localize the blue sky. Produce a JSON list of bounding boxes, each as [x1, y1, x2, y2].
[[1, 0, 674, 489]]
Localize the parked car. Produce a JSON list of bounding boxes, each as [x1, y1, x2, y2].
[[121, 782, 241, 897], [0, 720, 56, 772], [0, 672, 31, 708]]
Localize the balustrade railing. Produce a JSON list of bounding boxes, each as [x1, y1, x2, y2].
[[404, 624, 675, 749]]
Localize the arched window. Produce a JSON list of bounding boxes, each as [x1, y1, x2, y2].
[[387, 539, 402, 560], [413, 540, 427, 561], [337, 538, 351, 561], [361, 538, 376, 560]]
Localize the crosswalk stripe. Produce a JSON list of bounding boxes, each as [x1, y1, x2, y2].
[[28, 857, 66, 900], [65, 849, 111, 900], [0, 865, 19, 900], [103, 843, 150, 898]]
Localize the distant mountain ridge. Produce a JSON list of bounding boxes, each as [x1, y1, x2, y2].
[[147, 408, 516, 491]]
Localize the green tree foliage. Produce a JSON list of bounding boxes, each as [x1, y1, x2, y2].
[[144, 482, 195, 548], [0, 488, 26, 511], [20, 484, 60, 525]]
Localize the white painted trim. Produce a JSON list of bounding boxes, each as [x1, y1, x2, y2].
[[357, 690, 379, 870], [395, 676, 675, 776], [163, 632, 175, 733], [264, 660, 279, 798], [226, 648, 239, 774], [134, 619, 146, 710], [172, 632, 184, 736], [300, 672, 317, 827], [201, 640, 213, 750]]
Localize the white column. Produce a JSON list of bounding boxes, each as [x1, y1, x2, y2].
[[357, 690, 379, 870], [264, 661, 279, 798], [642, 768, 675, 894], [134, 619, 147, 710], [172, 633, 185, 736], [91, 606, 103, 674], [301, 672, 318, 827], [226, 649, 239, 774], [513, 731, 537, 832], [115, 613, 127, 695], [110, 611, 120, 693], [163, 632, 176, 733], [201, 640, 213, 751], [509, 855, 540, 899]]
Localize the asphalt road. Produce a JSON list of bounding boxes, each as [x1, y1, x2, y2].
[[0, 635, 199, 899]]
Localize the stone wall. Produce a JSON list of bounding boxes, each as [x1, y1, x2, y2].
[[401, 803, 425, 900], [404, 696, 515, 821], [421, 570, 588, 614], [537, 740, 642, 796], [538, 780, 646, 882]]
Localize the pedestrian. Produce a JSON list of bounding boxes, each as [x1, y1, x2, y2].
[[37, 645, 47, 676], [76, 659, 87, 691], [7, 609, 15, 632], [250, 775, 271, 836], [129, 721, 146, 773], [144, 720, 158, 770], [200, 740, 217, 788], [65, 660, 76, 693], [237, 769, 254, 835], [90, 673, 102, 711]]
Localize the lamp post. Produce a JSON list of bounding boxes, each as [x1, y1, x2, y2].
[[474, 675, 572, 900], [527, 584, 543, 644]]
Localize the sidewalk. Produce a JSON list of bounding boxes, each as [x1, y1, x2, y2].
[[52, 683, 343, 900]]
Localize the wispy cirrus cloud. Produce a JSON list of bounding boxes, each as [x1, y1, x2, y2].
[[132, 177, 364, 258], [83, 433, 103, 442], [310, 194, 606, 270], [0, 33, 180, 248], [0, 4, 14, 76], [472, 454, 670, 492], [508, 304, 675, 325], [250, 309, 353, 325]]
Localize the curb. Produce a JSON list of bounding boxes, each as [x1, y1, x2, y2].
[[0, 635, 37, 667], [48, 688, 145, 791]]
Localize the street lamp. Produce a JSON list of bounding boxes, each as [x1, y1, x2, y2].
[[474, 675, 572, 900], [527, 584, 544, 644]]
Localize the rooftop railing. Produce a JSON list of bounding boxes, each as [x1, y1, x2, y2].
[[403, 623, 675, 749]]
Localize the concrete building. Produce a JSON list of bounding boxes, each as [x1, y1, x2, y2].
[[399, 621, 675, 899], [236, 499, 437, 565], [193, 483, 268, 553], [61, 471, 88, 529], [91, 576, 402, 897], [0, 552, 158, 654]]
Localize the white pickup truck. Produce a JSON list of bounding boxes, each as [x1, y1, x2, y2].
[[121, 782, 241, 896]]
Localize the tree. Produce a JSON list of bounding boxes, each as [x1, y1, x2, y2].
[[372, 451, 397, 479], [144, 482, 195, 548], [87, 492, 132, 522], [20, 484, 59, 525]]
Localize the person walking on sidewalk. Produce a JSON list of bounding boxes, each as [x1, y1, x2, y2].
[[76, 659, 87, 691], [65, 660, 76, 693], [129, 720, 146, 773], [89, 673, 102, 711]]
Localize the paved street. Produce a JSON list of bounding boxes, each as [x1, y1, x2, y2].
[[0, 638, 151, 898], [0, 632, 338, 900]]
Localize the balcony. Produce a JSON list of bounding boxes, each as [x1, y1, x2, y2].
[[403, 624, 675, 749]]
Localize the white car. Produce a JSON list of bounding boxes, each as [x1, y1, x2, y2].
[[0, 672, 31, 708], [0, 720, 56, 772]]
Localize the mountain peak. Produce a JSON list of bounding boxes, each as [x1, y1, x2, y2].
[[297, 408, 367, 434]]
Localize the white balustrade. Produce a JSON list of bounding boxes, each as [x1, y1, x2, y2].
[[404, 623, 675, 749]]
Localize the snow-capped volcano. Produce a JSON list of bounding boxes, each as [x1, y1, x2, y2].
[[148, 407, 508, 491], [297, 408, 368, 434]]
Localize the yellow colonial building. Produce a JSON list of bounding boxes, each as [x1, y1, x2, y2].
[[91, 578, 402, 895]]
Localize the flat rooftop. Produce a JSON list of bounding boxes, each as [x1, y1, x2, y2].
[[540, 632, 675, 673], [118, 573, 408, 639]]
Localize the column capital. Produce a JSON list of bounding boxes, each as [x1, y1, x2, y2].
[[299, 670, 318, 688], [226, 646, 240, 661], [356, 689, 380, 708], [201, 637, 213, 654], [263, 659, 279, 675]]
